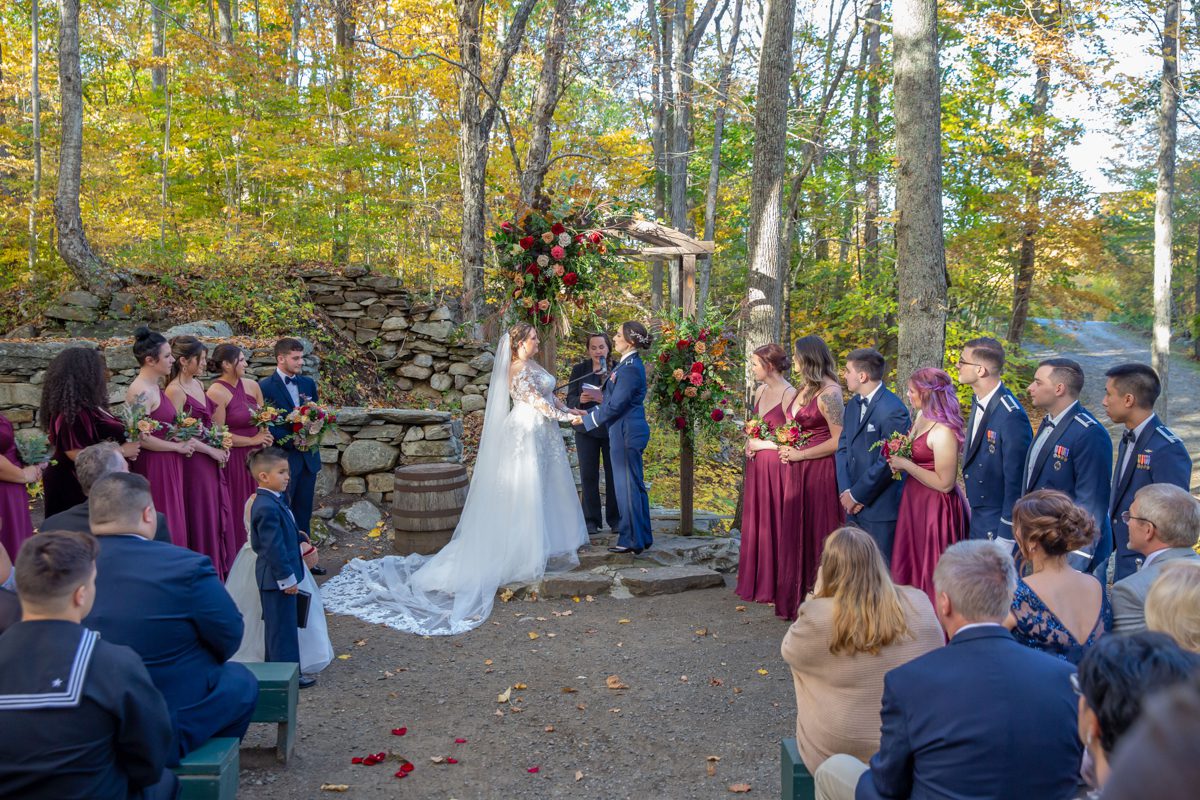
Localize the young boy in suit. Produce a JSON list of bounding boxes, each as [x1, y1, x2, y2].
[[249, 447, 315, 688]]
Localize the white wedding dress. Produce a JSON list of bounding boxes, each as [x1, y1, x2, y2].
[[320, 334, 587, 635]]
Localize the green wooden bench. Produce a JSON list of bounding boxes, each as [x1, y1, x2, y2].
[[782, 738, 816, 800], [174, 737, 239, 800], [244, 661, 299, 763]]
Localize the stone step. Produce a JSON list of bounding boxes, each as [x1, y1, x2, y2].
[[615, 565, 726, 596], [539, 572, 614, 598]]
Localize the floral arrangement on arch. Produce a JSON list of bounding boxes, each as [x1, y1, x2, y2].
[[490, 210, 610, 332], [649, 309, 737, 440]]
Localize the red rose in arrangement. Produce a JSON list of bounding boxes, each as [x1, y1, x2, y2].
[[500, 221, 514, 233], [659, 352, 670, 363], [519, 235, 535, 250], [550, 245, 566, 260], [699, 328, 710, 341], [676, 338, 690, 349], [574, 233, 585, 243], [688, 372, 703, 386], [711, 408, 725, 422], [588, 231, 603, 244], [691, 361, 704, 373], [551, 222, 566, 235], [673, 416, 687, 430], [525, 264, 540, 277], [673, 389, 684, 402], [539, 312, 554, 325], [563, 271, 579, 286]]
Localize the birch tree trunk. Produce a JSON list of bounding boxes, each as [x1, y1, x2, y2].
[[1151, 0, 1179, 419], [218, 0, 234, 44], [862, 0, 882, 278], [892, 0, 946, 381], [649, 0, 670, 310], [289, 0, 302, 87], [332, 0, 355, 265], [152, 0, 167, 88], [744, 0, 795, 358], [30, 0, 42, 273], [518, 0, 574, 209], [55, 0, 122, 294]]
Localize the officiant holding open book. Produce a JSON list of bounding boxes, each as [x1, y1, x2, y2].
[[566, 332, 620, 537]]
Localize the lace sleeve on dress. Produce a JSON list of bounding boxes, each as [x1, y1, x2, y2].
[[511, 366, 575, 423]]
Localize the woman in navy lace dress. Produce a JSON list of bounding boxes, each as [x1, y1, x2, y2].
[[1004, 490, 1111, 664]]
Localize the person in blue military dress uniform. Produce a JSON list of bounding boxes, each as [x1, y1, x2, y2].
[[1102, 363, 1192, 582], [1024, 358, 1113, 573], [956, 337, 1033, 544]]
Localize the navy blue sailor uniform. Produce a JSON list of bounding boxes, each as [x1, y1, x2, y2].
[[1108, 415, 1192, 582], [962, 385, 1033, 543], [0, 620, 177, 800], [1023, 402, 1114, 573]]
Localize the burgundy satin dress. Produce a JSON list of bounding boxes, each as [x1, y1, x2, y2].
[[0, 415, 34, 556], [214, 379, 260, 553], [180, 392, 238, 576], [129, 388, 188, 547], [735, 398, 791, 611]]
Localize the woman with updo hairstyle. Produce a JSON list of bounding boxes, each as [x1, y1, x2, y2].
[[1003, 489, 1110, 664], [207, 343, 272, 553], [124, 326, 194, 547], [735, 343, 798, 610], [566, 331, 620, 535], [570, 320, 654, 554], [39, 347, 141, 517], [165, 336, 238, 575]]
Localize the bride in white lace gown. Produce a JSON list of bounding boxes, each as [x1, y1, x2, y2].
[[321, 323, 588, 635]]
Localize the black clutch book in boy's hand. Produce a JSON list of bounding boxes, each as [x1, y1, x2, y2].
[[296, 589, 312, 629]]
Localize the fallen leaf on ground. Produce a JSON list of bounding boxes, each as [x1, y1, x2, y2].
[[707, 762, 717, 777], [680, 675, 689, 682], [561, 686, 578, 693], [707, 755, 722, 762], [547, 633, 557, 638], [553, 609, 574, 617], [728, 782, 751, 793], [494, 709, 504, 717], [733, 687, 743, 694], [575, 770, 584, 781], [484, 659, 493, 666], [336, 654, 351, 660], [527, 632, 540, 640], [585, 595, 595, 602], [710, 678, 724, 686], [695, 627, 708, 636], [618, 618, 632, 624], [320, 785, 349, 792], [572, 596, 581, 602], [609, 708, 621, 713], [606, 675, 629, 690], [497, 687, 512, 703], [544, 725, 555, 732], [430, 756, 446, 764], [735, 605, 746, 612], [513, 683, 528, 690], [499, 588, 515, 602], [535, 616, 547, 621], [757, 668, 769, 675], [576, 703, 587, 710], [354, 639, 367, 646]]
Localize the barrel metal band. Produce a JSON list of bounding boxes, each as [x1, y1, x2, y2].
[[396, 478, 470, 493]]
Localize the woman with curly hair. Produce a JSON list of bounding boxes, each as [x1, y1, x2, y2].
[[40, 347, 140, 516], [1005, 489, 1110, 664], [886, 367, 969, 601]]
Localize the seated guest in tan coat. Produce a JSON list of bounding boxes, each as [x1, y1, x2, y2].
[[1145, 560, 1200, 653], [781, 526, 943, 772]]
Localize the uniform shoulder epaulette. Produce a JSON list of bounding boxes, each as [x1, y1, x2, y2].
[[1073, 412, 1098, 428], [1156, 425, 1182, 444], [999, 394, 1020, 413]]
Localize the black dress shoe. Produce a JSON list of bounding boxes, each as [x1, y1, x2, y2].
[[608, 546, 634, 554], [586, 526, 599, 536], [299, 675, 317, 689], [309, 565, 328, 576]]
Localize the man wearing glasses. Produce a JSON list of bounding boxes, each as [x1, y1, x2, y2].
[[1111, 484, 1200, 633], [956, 337, 1032, 546]]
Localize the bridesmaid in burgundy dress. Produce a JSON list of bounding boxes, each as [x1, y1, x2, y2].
[[166, 335, 237, 575], [39, 347, 141, 516], [888, 367, 970, 603], [0, 413, 42, 555], [207, 343, 273, 554], [777, 335, 846, 619], [126, 327, 195, 547], [736, 344, 797, 611]]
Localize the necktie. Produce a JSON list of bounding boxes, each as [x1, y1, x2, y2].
[[1026, 418, 1056, 487]]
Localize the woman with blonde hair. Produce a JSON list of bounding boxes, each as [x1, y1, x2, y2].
[[1145, 560, 1200, 652], [781, 526, 943, 772]]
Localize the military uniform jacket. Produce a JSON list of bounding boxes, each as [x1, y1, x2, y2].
[[961, 384, 1033, 541], [1023, 403, 1114, 573]]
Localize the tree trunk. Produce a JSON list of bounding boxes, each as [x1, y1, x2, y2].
[[152, 0, 167, 88], [55, 0, 121, 294], [1193, 215, 1200, 361], [29, 0, 42, 274], [518, 0, 575, 209], [289, 0, 302, 87], [649, 0, 670, 310], [892, 0, 946, 381], [699, 0, 743, 320], [218, 0, 234, 44], [744, 0, 795, 359], [1151, 0, 1179, 420], [332, 0, 355, 266], [863, 0, 882, 278], [1007, 21, 1053, 345], [160, 80, 171, 247]]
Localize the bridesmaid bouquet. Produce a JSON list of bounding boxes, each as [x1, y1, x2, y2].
[[169, 409, 202, 443], [201, 424, 234, 467], [250, 404, 286, 431], [871, 432, 913, 480], [279, 399, 338, 452], [15, 429, 54, 501], [743, 417, 772, 441], [118, 396, 165, 441], [775, 423, 813, 449]]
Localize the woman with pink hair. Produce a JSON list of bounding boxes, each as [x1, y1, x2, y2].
[[886, 368, 969, 601]]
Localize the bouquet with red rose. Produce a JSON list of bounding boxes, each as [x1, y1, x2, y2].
[[649, 307, 736, 442], [249, 404, 285, 432], [743, 417, 771, 442], [775, 422, 812, 449], [277, 398, 339, 452], [870, 432, 914, 479]]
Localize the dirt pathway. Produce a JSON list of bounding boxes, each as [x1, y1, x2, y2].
[[1029, 319, 1200, 490]]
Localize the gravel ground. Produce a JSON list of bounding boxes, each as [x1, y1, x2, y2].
[[237, 551, 795, 799]]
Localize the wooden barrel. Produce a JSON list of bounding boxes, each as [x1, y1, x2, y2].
[[390, 463, 469, 555]]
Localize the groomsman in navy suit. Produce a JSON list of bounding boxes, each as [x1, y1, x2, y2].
[[956, 337, 1032, 544], [1024, 358, 1113, 573], [835, 348, 911, 564], [259, 337, 321, 538], [1102, 363, 1192, 582]]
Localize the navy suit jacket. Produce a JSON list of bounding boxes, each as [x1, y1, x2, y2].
[[836, 386, 910, 523], [961, 384, 1033, 540], [857, 625, 1082, 800], [83, 534, 245, 714], [258, 370, 321, 473], [250, 489, 306, 592], [1023, 402, 1114, 572], [1108, 414, 1192, 581], [583, 353, 650, 449]]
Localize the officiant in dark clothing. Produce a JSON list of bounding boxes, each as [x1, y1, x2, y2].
[[0, 531, 177, 800], [566, 332, 620, 535]]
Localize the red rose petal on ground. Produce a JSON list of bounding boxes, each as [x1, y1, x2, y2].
[[400, 762, 415, 773], [351, 757, 363, 764], [394, 770, 407, 778], [374, 752, 387, 761], [447, 758, 459, 764], [392, 727, 407, 736], [362, 756, 378, 766], [527, 766, 540, 773], [454, 738, 467, 744]]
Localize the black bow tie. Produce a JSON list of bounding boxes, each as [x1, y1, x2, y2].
[[1043, 419, 1055, 430], [1122, 430, 1136, 444], [284, 376, 296, 385]]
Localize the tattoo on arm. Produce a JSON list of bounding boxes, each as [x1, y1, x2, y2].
[[819, 389, 844, 427]]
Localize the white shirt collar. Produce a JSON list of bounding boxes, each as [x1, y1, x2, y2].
[[1048, 400, 1078, 427], [861, 383, 882, 404], [975, 382, 1001, 410], [953, 621, 1006, 637], [619, 350, 637, 363], [1126, 414, 1155, 441], [260, 488, 283, 498], [276, 368, 294, 382]]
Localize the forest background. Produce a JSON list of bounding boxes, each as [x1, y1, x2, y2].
[[1, 0, 1197, 514]]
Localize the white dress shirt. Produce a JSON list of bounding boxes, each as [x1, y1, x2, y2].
[[970, 383, 1001, 449], [859, 383, 882, 421], [276, 368, 301, 407]]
